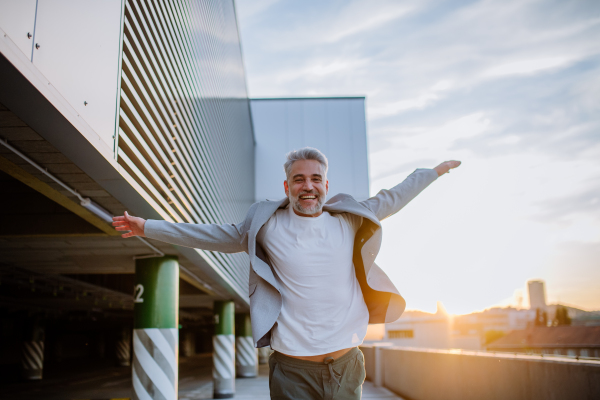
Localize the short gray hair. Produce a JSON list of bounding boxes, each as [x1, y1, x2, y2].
[[283, 147, 328, 180]]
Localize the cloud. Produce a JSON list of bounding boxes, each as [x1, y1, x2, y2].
[[370, 158, 438, 181], [532, 183, 600, 224], [482, 57, 578, 78], [235, 0, 281, 22], [369, 80, 455, 118], [321, 2, 413, 44]]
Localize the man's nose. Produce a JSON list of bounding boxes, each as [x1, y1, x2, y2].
[[303, 181, 314, 191]]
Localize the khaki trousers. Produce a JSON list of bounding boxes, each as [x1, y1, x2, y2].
[[268, 347, 366, 399]]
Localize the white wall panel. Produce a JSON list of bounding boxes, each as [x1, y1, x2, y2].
[[32, 0, 122, 150], [0, 0, 37, 59], [251, 97, 370, 202]]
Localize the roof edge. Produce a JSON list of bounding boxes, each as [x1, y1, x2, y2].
[[250, 96, 366, 101]]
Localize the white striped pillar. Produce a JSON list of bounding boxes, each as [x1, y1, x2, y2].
[[213, 301, 235, 399], [21, 318, 44, 380], [181, 330, 196, 358], [258, 347, 271, 365], [235, 314, 257, 378], [116, 327, 131, 367], [133, 256, 179, 400]]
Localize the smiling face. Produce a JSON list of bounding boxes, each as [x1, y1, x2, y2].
[[284, 159, 329, 217]]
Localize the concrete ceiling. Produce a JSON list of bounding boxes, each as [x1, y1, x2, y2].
[[0, 102, 245, 316]]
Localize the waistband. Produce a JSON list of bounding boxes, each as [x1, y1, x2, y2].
[[272, 347, 361, 370]]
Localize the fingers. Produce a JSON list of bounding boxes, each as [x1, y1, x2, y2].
[[445, 160, 461, 169], [112, 212, 137, 238]]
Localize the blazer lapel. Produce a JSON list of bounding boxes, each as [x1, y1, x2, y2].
[[323, 194, 383, 278], [247, 198, 289, 289], [248, 198, 288, 239], [323, 194, 381, 227]]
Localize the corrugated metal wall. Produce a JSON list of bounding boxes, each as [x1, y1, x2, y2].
[[116, 0, 254, 296], [251, 97, 370, 202]]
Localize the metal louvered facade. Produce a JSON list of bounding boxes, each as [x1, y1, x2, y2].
[[116, 0, 254, 298]]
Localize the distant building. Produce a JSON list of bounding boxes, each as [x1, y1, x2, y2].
[[383, 303, 481, 350], [384, 309, 454, 349], [487, 326, 600, 358], [383, 305, 537, 351], [528, 280, 547, 310], [545, 304, 600, 327], [453, 307, 536, 336], [571, 311, 600, 327]]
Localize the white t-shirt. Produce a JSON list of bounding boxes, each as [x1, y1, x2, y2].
[[256, 205, 369, 356]]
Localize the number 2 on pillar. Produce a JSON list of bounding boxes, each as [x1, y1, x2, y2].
[[134, 284, 144, 303]]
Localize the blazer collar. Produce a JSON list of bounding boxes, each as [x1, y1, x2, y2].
[[248, 197, 289, 239], [323, 194, 380, 227], [251, 193, 380, 237]]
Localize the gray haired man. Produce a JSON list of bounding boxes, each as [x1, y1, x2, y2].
[[113, 148, 461, 399]]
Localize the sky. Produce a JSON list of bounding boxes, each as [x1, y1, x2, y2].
[[234, 0, 600, 315]]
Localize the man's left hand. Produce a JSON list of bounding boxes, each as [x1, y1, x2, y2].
[[434, 160, 461, 176]]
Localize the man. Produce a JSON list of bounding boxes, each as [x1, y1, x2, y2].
[[113, 148, 460, 399]]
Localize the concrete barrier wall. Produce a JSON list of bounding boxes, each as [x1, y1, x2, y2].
[[362, 346, 600, 400], [360, 346, 374, 381]]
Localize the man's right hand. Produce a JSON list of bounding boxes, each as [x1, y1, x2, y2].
[[112, 211, 146, 238]]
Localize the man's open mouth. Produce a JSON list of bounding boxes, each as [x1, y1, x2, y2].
[[299, 195, 317, 200]]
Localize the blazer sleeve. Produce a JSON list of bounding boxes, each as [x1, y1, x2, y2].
[[143, 203, 258, 254], [361, 168, 438, 221]]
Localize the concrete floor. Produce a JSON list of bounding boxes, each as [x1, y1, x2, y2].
[[2, 354, 402, 399]]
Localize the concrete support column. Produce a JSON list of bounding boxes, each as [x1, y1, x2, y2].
[[21, 318, 44, 380], [181, 330, 196, 358], [116, 327, 131, 366], [235, 314, 257, 378], [258, 347, 271, 365], [133, 256, 179, 400], [96, 333, 106, 359], [374, 343, 392, 387], [213, 300, 235, 399]]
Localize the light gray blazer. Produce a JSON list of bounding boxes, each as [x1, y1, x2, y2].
[[145, 168, 438, 347]]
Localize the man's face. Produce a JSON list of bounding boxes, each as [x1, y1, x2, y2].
[[284, 160, 329, 217]]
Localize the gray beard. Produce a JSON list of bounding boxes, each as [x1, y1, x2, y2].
[[289, 193, 325, 215]]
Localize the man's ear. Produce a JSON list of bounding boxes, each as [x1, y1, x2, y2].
[[325, 180, 329, 194], [284, 180, 289, 197]]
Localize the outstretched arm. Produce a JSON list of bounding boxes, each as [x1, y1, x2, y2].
[[361, 160, 461, 221], [112, 211, 249, 254]]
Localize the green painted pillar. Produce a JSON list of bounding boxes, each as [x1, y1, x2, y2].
[[132, 256, 179, 400], [235, 314, 257, 378], [21, 317, 44, 380], [213, 300, 235, 399]]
